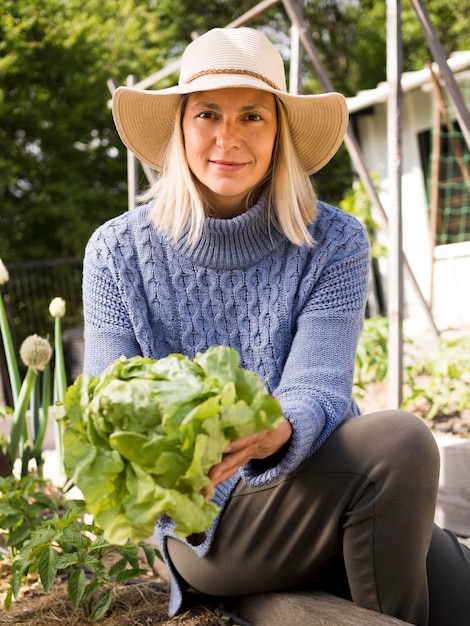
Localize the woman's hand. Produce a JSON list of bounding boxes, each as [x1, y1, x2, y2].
[[208, 418, 292, 490]]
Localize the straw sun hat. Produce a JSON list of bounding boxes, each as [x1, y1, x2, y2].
[[112, 27, 349, 175]]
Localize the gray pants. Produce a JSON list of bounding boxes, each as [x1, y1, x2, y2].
[[168, 411, 470, 625]]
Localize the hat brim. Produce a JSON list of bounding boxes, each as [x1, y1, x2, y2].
[[112, 76, 349, 175]]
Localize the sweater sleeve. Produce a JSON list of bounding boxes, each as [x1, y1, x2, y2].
[[240, 212, 370, 486], [82, 227, 141, 377]]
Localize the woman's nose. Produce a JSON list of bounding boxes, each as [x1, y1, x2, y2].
[[215, 121, 241, 150]]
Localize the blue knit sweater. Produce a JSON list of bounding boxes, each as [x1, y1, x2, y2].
[[82, 195, 370, 615]]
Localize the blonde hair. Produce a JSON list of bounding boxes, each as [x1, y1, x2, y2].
[[140, 96, 317, 247]]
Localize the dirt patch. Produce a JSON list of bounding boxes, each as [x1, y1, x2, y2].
[[0, 564, 235, 626], [0, 519, 241, 625]]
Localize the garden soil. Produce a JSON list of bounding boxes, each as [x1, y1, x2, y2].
[[0, 558, 235, 625]]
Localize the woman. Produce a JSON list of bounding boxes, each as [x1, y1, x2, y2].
[[83, 27, 470, 625]]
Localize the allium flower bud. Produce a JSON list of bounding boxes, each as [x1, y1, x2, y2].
[[49, 297, 66, 318], [0, 259, 9, 285], [20, 334, 53, 372]]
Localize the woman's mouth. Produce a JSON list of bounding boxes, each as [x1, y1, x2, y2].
[[210, 160, 246, 172]]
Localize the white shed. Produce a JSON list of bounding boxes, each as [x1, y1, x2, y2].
[[346, 51, 470, 334]]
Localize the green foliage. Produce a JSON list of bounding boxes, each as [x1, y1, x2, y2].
[[304, 0, 387, 96], [4, 497, 158, 620], [0, 0, 163, 263], [1, 0, 469, 265], [55, 346, 284, 544], [5, 366, 45, 473], [339, 173, 387, 260], [0, 1, 468, 393], [401, 0, 470, 70], [354, 316, 470, 421], [0, 475, 61, 557], [354, 315, 389, 397], [402, 336, 470, 419], [303, 0, 470, 96], [1, 269, 67, 478]]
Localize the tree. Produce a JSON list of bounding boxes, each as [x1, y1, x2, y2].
[[401, 0, 470, 69], [1, 0, 469, 263], [1, 0, 168, 262], [296, 0, 469, 202], [301, 0, 469, 97]]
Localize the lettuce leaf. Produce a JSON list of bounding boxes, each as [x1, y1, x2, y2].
[[55, 345, 283, 545]]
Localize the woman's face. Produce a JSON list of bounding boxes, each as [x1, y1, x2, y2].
[[182, 87, 277, 218]]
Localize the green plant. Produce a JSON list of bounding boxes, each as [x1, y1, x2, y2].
[[5, 335, 53, 474], [0, 474, 62, 558], [0, 261, 21, 404], [354, 315, 390, 397], [56, 346, 284, 544], [4, 498, 159, 621], [339, 173, 387, 260], [354, 316, 470, 421], [0, 259, 67, 478], [50, 296, 67, 481], [402, 336, 470, 419]]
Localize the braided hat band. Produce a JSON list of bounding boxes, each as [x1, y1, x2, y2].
[[184, 68, 281, 91], [112, 27, 348, 175]]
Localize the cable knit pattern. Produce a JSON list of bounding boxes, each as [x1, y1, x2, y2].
[[82, 195, 370, 616]]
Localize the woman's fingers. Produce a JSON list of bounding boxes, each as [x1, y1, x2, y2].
[[208, 418, 292, 489]]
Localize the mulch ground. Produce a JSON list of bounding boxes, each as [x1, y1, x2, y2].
[[0, 561, 239, 625]]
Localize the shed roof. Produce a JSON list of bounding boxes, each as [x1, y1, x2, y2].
[[346, 50, 470, 114]]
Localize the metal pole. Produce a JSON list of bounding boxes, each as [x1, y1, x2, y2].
[[289, 0, 304, 94], [386, 0, 404, 407], [428, 65, 442, 307], [126, 75, 139, 210]]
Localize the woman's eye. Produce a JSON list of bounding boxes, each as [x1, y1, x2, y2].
[[198, 111, 215, 119], [245, 113, 262, 121]]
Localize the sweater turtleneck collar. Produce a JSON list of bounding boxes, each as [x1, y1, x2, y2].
[[173, 195, 286, 270]]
